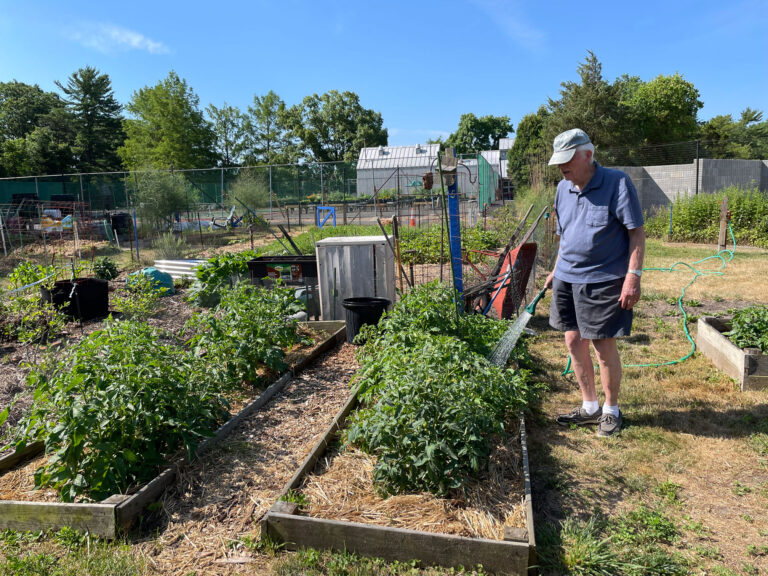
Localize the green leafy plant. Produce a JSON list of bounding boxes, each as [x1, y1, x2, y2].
[[0, 268, 67, 344], [344, 281, 536, 496], [92, 256, 119, 281], [9, 262, 56, 290], [645, 186, 768, 248], [13, 319, 228, 502], [184, 283, 307, 390], [725, 305, 768, 352], [186, 250, 257, 307], [112, 274, 166, 320], [279, 489, 309, 509]]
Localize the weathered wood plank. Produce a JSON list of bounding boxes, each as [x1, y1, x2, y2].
[[745, 349, 768, 377], [520, 414, 537, 571], [264, 512, 529, 575], [0, 441, 44, 472], [697, 317, 768, 391], [115, 466, 177, 530], [0, 501, 116, 538], [697, 317, 743, 382]]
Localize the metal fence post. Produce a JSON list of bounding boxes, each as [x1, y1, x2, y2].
[[695, 140, 700, 196]]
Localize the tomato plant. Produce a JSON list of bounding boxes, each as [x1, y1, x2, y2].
[[345, 281, 538, 496], [184, 283, 309, 390], [13, 320, 229, 502]]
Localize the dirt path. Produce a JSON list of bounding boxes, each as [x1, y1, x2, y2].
[[133, 343, 359, 575]]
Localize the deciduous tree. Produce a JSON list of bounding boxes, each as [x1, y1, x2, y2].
[[284, 90, 387, 163], [207, 102, 246, 167], [445, 113, 513, 154], [625, 73, 702, 144], [242, 91, 293, 165], [119, 71, 217, 170], [0, 81, 62, 142]]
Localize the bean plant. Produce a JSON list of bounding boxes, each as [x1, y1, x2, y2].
[[345, 281, 537, 496]]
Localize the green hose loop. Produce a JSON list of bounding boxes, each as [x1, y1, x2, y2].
[[561, 222, 737, 376]]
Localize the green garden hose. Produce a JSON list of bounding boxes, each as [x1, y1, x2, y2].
[[562, 222, 737, 375]]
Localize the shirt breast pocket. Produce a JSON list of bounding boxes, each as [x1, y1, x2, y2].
[[586, 205, 610, 227]]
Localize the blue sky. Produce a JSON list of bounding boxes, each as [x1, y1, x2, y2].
[[1, 0, 766, 147]]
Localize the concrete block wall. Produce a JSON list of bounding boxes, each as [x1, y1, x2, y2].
[[608, 158, 767, 215]]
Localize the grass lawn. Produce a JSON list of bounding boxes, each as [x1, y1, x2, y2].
[[528, 238, 768, 575]]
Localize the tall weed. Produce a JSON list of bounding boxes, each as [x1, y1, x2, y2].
[[645, 187, 768, 247], [152, 232, 188, 260]]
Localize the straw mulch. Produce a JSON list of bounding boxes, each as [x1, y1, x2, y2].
[[301, 422, 526, 541], [133, 343, 359, 576], [0, 452, 61, 502]]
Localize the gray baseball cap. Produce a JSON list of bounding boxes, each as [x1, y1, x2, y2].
[[548, 128, 591, 165]]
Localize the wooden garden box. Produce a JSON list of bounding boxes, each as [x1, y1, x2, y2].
[[261, 387, 536, 575], [697, 317, 768, 391], [0, 321, 346, 538]]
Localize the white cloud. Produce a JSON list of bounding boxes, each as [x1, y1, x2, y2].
[[470, 0, 546, 53], [70, 23, 169, 55]]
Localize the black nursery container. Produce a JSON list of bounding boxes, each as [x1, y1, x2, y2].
[[341, 297, 391, 344], [41, 278, 109, 321]]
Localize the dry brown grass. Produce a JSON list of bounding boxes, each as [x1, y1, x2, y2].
[[528, 239, 768, 574]]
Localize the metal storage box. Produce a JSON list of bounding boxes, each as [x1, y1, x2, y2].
[[315, 236, 395, 321]]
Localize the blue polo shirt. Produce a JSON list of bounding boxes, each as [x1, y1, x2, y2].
[[554, 163, 644, 283]]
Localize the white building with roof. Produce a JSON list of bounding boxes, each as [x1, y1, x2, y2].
[[355, 140, 513, 201], [355, 144, 439, 197]]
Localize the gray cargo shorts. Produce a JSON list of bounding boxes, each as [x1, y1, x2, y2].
[[549, 277, 632, 339]]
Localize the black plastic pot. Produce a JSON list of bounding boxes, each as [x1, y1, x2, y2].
[[41, 278, 109, 321], [341, 297, 391, 344]]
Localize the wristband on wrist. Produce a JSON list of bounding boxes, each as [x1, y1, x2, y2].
[[628, 269, 642, 277]]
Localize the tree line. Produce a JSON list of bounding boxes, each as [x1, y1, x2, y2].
[[507, 51, 768, 190], [1, 53, 766, 184], [0, 68, 390, 177]]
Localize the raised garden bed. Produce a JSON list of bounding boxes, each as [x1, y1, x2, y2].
[[260, 384, 536, 575], [697, 316, 768, 391], [0, 320, 345, 538]]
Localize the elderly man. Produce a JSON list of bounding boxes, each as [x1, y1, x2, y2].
[[544, 128, 645, 437]]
